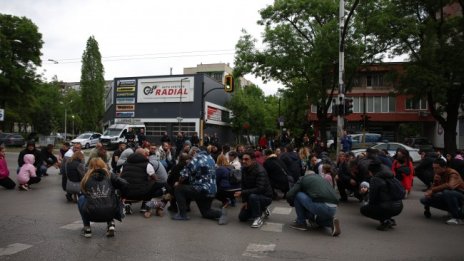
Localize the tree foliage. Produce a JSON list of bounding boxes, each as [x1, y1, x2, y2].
[[80, 36, 105, 132], [384, 0, 464, 153], [234, 0, 395, 142], [0, 13, 43, 131], [226, 85, 279, 143]]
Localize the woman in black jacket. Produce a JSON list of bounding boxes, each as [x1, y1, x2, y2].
[[78, 158, 127, 238]]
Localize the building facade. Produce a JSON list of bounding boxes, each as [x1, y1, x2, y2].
[[103, 73, 234, 144]]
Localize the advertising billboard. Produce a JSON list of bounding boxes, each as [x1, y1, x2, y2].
[[137, 77, 194, 103]]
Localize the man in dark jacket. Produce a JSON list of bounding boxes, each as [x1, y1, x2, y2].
[[120, 148, 165, 214], [234, 149, 273, 228], [40, 144, 58, 176], [263, 149, 291, 199], [286, 171, 341, 236], [360, 158, 403, 231], [415, 151, 437, 190], [279, 144, 302, 183]]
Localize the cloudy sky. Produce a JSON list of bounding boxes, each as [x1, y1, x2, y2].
[[3, 0, 281, 95]]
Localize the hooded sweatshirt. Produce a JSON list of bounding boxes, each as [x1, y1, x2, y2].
[[17, 154, 37, 184]]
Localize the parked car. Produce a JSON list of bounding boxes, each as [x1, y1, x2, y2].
[[351, 142, 421, 163], [0, 133, 26, 147], [404, 137, 434, 152], [71, 132, 102, 149]]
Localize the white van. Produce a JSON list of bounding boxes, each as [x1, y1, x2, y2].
[[100, 124, 146, 149]]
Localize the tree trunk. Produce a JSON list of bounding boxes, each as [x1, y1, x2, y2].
[[443, 107, 459, 155]]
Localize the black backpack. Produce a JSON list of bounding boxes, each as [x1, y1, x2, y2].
[[385, 177, 406, 201], [228, 168, 242, 185]]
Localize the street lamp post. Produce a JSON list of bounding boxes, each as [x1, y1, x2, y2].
[[178, 77, 188, 132], [72, 115, 75, 138]]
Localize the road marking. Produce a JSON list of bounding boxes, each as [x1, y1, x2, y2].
[[0, 243, 33, 256], [243, 243, 276, 258], [260, 222, 283, 232], [272, 206, 292, 215], [60, 220, 83, 230]]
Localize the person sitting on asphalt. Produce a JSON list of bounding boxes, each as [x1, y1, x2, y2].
[[215, 154, 240, 207], [39, 144, 58, 176], [392, 148, 415, 198], [360, 158, 404, 231], [78, 158, 127, 238], [420, 158, 464, 225], [263, 149, 291, 199], [335, 153, 363, 202], [18, 140, 43, 176], [415, 151, 437, 191], [173, 147, 227, 225], [0, 146, 16, 190], [279, 144, 303, 183], [165, 152, 190, 213], [119, 148, 165, 215], [286, 169, 341, 236], [228, 151, 241, 170], [17, 154, 41, 191], [111, 142, 126, 174], [63, 151, 85, 202], [447, 151, 464, 179], [234, 149, 273, 228]]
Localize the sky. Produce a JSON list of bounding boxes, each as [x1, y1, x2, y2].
[[3, 0, 281, 95]]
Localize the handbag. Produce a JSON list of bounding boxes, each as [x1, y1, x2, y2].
[[65, 161, 81, 194]]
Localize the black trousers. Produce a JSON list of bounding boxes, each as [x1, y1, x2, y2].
[[174, 185, 221, 220], [336, 179, 361, 200], [239, 194, 272, 221], [360, 201, 403, 223], [0, 177, 16, 189]]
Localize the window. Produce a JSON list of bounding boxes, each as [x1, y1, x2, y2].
[[145, 123, 167, 139], [363, 96, 396, 113], [366, 73, 384, 88], [406, 97, 427, 110], [374, 96, 381, 112], [367, 97, 374, 112], [381, 96, 389, 112]]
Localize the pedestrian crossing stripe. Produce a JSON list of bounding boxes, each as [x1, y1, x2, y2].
[[242, 243, 276, 258], [260, 222, 283, 232], [0, 243, 33, 256], [271, 206, 292, 215]]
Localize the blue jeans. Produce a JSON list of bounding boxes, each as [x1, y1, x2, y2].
[[421, 190, 464, 218], [294, 192, 336, 227], [77, 195, 91, 226]]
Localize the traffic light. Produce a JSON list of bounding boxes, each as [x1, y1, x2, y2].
[[224, 75, 234, 92], [344, 98, 353, 115]]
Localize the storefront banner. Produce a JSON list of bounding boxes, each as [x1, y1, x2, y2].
[[137, 77, 194, 103]]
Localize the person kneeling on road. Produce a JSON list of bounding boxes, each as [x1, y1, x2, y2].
[[173, 147, 227, 224], [120, 148, 166, 214], [235, 149, 273, 228], [286, 170, 341, 236]]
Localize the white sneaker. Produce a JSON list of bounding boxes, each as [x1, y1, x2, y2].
[[251, 216, 264, 228], [446, 218, 464, 225], [263, 207, 271, 219]]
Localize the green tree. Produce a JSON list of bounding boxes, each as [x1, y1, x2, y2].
[[226, 85, 279, 144], [80, 36, 105, 132], [30, 81, 63, 135], [234, 0, 396, 142], [385, 0, 464, 153], [0, 14, 43, 131]]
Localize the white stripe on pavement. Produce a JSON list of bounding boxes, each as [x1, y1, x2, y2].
[[271, 206, 292, 215], [60, 220, 83, 230], [260, 222, 283, 232], [0, 243, 33, 256], [242, 243, 276, 258]]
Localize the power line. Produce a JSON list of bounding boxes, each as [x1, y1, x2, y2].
[[47, 49, 236, 64]]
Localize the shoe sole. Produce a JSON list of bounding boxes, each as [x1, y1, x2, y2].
[[106, 228, 115, 237], [332, 218, 341, 236], [289, 225, 308, 231]]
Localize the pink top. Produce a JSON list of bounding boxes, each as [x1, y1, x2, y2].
[[17, 154, 37, 184], [0, 156, 9, 179]]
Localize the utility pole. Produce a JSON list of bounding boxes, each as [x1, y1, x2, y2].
[[336, 0, 345, 158]]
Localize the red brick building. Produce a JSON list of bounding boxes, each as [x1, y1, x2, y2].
[[309, 62, 436, 142]]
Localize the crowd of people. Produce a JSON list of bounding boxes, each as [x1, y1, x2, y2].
[[1, 130, 463, 238]]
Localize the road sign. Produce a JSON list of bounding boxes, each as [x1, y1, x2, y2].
[[0, 108, 4, 121]]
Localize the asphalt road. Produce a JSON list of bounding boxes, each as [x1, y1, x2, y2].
[[1, 151, 463, 261]]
